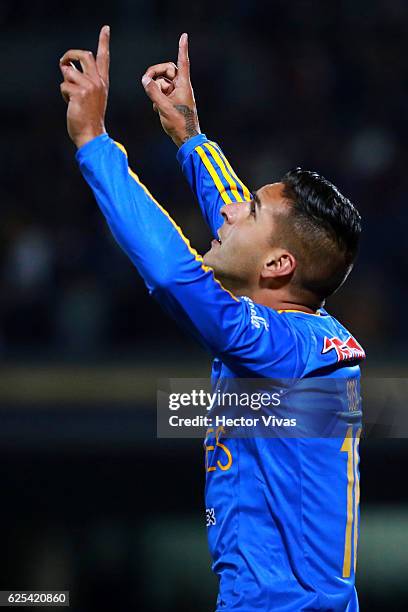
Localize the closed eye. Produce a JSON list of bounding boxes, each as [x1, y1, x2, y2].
[[251, 191, 262, 217]]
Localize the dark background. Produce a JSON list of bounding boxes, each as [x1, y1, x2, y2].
[[0, 0, 407, 610]]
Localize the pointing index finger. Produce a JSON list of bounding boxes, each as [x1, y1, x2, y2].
[[96, 25, 110, 82], [177, 32, 190, 82]]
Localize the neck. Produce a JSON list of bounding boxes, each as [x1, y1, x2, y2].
[[233, 285, 323, 314], [214, 273, 323, 313]]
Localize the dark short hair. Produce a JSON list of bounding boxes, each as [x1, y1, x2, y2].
[[280, 168, 362, 299]]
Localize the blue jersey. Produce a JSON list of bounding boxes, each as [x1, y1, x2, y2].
[[77, 133, 365, 612]]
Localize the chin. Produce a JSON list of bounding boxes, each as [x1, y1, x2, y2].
[[203, 250, 216, 268], [203, 250, 237, 285], [203, 252, 223, 273], [203, 256, 227, 281]]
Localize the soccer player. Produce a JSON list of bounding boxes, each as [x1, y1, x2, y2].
[[60, 26, 365, 611]]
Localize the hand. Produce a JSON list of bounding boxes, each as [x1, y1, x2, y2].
[[59, 25, 110, 148], [141, 33, 201, 148]]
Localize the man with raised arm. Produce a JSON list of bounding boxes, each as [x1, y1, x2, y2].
[[60, 27, 365, 611]]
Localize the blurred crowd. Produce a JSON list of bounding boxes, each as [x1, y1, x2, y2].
[[1, 0, 408, 360], [1, 4, 407, 611]]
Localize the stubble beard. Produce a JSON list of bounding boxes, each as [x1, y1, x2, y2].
[[203, 252, 250, 295]]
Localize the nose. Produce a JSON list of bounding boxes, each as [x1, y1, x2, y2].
[[220, 202, 245, 224]]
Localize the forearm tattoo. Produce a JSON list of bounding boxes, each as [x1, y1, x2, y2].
[[174, 104, 199, 142]]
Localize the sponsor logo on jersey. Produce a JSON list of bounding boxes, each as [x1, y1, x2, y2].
[[206, 507, 217, 527], [322, 335, 365, 362], [241, 296, 269, 331]]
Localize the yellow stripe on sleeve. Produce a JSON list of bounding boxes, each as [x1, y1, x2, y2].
[[195, 146, 232, 205], [112, 141, 239, 302], [277, 309, 321, 316], [203, 143, 243, 203], [114, 141, 128, 156], [209, 141, 252, 201]]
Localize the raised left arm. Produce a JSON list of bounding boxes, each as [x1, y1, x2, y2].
[[60, 28, 295, 371], [76, 134, 296, 372]]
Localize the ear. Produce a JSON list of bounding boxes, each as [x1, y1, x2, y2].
[[261, 250, 296, 280]]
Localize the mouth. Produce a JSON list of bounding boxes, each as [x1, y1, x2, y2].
[[212, 231, 223, 246]]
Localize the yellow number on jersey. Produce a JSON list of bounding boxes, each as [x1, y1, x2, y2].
[[341, 426, 362, 578]]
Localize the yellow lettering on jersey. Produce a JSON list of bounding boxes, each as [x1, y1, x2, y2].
[[205, 426, 233, 473]]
